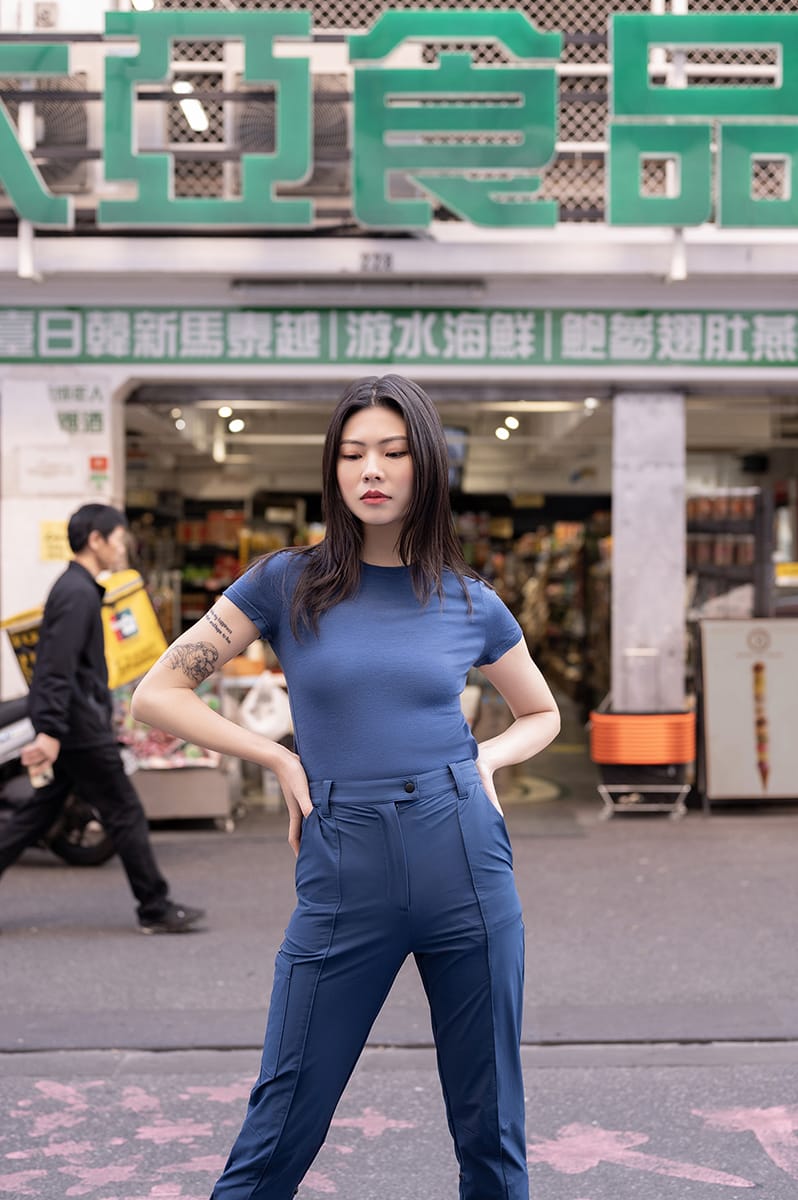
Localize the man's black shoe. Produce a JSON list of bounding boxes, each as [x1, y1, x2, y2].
[[138, 902, 206, 934]]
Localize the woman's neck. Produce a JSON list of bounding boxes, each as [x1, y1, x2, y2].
[[360, 524, 405, 567]]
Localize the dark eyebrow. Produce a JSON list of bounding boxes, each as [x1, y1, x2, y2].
[[339, 436, 408, 446]]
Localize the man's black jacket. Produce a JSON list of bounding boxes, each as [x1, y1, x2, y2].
[[28, 560, 115, 748]]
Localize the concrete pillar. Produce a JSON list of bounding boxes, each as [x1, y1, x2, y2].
[[612, 392, 686, 712]]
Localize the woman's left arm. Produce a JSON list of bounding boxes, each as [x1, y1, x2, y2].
[[475, 638, 561, 812]]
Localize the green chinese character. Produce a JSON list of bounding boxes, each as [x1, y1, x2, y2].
[[83, 412, 104, 433], [0, 44, 72, 227], [58, 411, 79, 433], [350, 11, 561, 229], [610, 13, 798, 227], [99, 12, 312, 228]]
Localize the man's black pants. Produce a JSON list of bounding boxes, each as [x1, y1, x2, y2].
[[0, 741, 169, 920]]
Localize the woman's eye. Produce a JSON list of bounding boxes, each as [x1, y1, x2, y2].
[[340, 453, 360, 461], [387, 451, 408, 459]]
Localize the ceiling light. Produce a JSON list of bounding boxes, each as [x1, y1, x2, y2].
[[504, 415, 519, 430], [218, 405, 233, 419], [170, 407, 182, 419], [228, 418, 246, 433], [495, 427, 511, 441], [172, 81, 210, 134], [584, 396, 600, 411], [174, 418, 186, 431], [131, 0, 155, 10]]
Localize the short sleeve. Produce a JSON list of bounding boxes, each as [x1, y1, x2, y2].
[[223, 552, 291, 641], [474, 583, 523, 667]]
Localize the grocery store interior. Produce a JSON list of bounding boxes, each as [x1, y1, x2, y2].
[[118, 379, 798, 828]]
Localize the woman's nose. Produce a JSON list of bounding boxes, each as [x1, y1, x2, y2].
[[361, 456, 383, 480]]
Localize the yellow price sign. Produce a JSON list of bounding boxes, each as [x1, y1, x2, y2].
[[39, 520, 70, 562]]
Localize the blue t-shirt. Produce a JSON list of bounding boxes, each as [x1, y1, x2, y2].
[[224, 551, 522, 781]]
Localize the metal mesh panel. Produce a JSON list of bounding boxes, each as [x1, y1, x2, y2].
[[6, 0, 792, 223], [537, 155, 603, 219], [167, 70, 224, 143], [641, 159, 668, 198], [752, 159, 788, 202], [174, 158, 225, 196], [173, 39, 225, 62]]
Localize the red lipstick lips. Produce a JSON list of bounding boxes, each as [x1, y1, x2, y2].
[[361, 490, 389, 500]]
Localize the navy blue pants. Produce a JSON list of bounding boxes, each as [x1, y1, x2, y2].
[[212, 760, 527, 1200]]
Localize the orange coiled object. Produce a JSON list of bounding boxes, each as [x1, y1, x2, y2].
[[589, 711, 696, 765]]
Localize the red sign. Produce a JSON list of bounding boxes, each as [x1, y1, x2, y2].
[[90, 456, 109, 471]]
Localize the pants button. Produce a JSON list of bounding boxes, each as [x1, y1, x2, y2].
[[403, 781, 415, 794]]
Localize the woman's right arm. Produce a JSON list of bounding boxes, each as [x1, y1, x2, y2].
[[131, 595, 310, 853]]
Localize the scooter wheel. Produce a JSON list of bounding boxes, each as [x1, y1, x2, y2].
[[48, 795, 116, 867]]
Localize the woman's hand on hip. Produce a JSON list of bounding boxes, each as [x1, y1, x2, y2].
[[265, 743, 312, 856], [475, 747, 504, 816]]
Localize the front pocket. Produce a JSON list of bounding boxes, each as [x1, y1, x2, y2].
[[259, 952, 292, 1080]]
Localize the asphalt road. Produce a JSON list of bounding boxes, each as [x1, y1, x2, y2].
[[3, 758, 798, 1199]]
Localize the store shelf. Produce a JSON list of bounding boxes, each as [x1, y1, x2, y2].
[[688, 564, 757, 582], [686, 488, 773, 619]]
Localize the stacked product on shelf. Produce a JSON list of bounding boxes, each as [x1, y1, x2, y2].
[[686, 487, 772, 619], [537, 522, 587, 704]]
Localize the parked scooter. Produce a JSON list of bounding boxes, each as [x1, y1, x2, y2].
[[0, 696, 115, 867]]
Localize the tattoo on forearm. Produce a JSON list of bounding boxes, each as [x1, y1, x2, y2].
[[162, 642, 219, 683], [204, 607, 233, 645]]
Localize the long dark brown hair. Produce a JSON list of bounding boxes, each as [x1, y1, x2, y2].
[[278, 374, 481, 636]]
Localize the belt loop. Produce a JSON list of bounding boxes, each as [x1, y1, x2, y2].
[[318, 780, 333, 816], [448, 761, 470, 802]]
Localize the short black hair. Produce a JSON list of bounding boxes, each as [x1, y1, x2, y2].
[[67, 504, 127, 553]]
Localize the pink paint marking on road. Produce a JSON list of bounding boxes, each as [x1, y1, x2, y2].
[[696, 1105, 798, 1180], [155, 1154, 226, 1175], [303, 1170, 338, 1194], [35, 1081, 89, 1105], [331, 1107, 415, 1138], [135, 1121, 214, 1145], [0, 1169, 47, 1195], [29, 1109, 88, 1138], [116, 1189, 207, 1199], [329, 1145, 354, 1155], [3, 1151, 33, 1160], [121, 1086, 163, 1114], [527, 1123, 755, 1187], [60, 1161, 141, 1197], [42, 1140, 94, 1159], [24, 1078, 90, 1138], [183, 1083, 251, 1104]]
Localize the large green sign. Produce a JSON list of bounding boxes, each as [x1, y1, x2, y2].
[[2, 307, 797, 368], [1, 10, 797, 231]]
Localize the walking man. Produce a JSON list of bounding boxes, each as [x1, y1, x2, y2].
[[0, 503, 205, 934]]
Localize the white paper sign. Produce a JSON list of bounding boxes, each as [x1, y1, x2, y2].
[[701, 619, 798, 800]]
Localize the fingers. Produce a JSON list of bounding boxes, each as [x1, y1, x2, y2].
[[288, 813, 303, 858]]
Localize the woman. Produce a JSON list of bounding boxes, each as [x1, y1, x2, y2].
[[132, 374, 560, 1199]]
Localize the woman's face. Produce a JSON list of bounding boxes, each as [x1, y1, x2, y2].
[[336, 405, 414, 531]]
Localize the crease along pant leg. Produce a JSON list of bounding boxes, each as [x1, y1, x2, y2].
[[211, 803, 407, 1200], [416, 920, 527, 1200], [406, 771, 528, 1200]]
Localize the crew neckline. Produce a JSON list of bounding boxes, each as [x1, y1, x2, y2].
[[361, 560, 410, 573]]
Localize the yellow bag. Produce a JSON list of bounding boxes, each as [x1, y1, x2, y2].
[[101, 569, 168, 690], [0, 605, 43, 688], [2, 569, 167, 691]]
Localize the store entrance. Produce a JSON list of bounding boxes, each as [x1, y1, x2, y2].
[[124, 380, 613, 714]]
